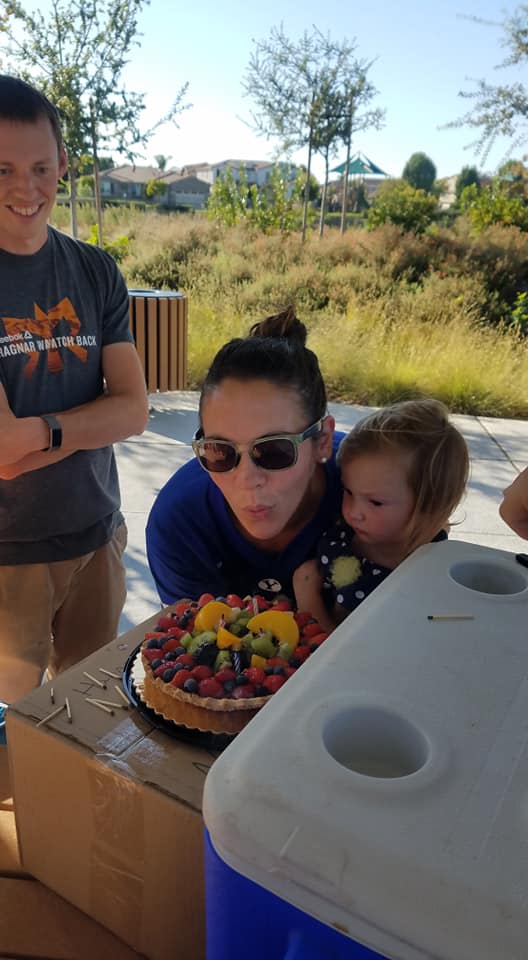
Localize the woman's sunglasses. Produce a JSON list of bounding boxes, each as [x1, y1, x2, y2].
[[192, 418, 324, 473]]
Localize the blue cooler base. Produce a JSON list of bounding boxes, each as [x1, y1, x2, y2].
[[205, 829, 388, 960]]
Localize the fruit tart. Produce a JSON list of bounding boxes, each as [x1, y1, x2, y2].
[[140, 593, 329, 734]]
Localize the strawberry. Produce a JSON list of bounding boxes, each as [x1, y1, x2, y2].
[[170, 670, 189, 688], [309, 633, 328, 650], [175, 653, 195, 667], [144, 631, 167, 640], [197, 592, 215, 607], [263, 674, 286, 693], [284, 666, 297, 678], [245, 666, 265, 685], [302, 621, 325, 639], [253, 595, 270, 611], [267, 657, 289, 668], [272, 599, 292, 611], [292, 645, 311, 663], [226, 593, 243, 607], [214, 668, 236, 684], [198, 678, 225, 699], [161, 636, 186, 653], [174, 601, 192, 617], [232, 683, 257, 699], [293, 611, 313, 629], [190, 665, 214, 682], [157, 615, 178, 632], [154, 662, 171, 678], [143, 648, 164, 662]]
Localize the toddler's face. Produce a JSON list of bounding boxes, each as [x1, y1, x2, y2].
[[340, 450, 415, 548]]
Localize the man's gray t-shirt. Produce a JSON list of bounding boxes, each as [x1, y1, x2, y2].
[[0, 226, 134, 564]]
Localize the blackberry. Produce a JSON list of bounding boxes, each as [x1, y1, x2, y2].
[[195, 643, 218, 667]]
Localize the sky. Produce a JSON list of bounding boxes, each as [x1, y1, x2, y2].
[[21, 0, 528, 181]]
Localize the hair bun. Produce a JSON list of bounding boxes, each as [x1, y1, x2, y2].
[[249, 306, 307, 346]]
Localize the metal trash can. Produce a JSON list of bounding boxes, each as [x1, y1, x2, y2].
[[128, 288, 187, 392]]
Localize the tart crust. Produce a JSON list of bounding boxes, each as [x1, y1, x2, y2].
[[141, 649, 269, 734]]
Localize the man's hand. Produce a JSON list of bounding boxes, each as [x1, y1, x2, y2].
[[499, 468, 528, 540]]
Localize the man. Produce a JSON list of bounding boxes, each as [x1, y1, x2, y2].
[[0, 76, 149, 702]]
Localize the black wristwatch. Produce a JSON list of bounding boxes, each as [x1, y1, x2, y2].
[[40, 414, 62, 451]]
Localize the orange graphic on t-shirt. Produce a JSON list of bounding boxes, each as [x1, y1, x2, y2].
[[2, 298, 88, 378]]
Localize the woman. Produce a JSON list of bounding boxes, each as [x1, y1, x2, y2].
[[146, 307, 341, 604]]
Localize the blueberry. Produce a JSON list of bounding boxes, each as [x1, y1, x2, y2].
[[291, 657, 302, 668], [264, 666, 274, 676], [174, 646, 186, 657], [255, 684, 268, 696], [178, 615, 190, 628], [162, 667, 177, 682], [164, 651, 178, 661], [183, 678, 198, 693], [273, 666, 285, 676], [235, 674, 248, 686], [173, 663, 185, 673], [223, 680, 236, 694], [215, 596, 227, 603], [150, 658, 163, 670], [147, 638, 163, 649], [309, 642, 320, 653]]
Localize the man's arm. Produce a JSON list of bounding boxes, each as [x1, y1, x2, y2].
[[0, 342, 148, 479], [499, 468, 528, 540]]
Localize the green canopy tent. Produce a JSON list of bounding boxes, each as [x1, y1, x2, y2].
[[331, 152, 389, 177]]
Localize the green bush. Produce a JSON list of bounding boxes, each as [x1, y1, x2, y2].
[[367, 181, 438, 233]]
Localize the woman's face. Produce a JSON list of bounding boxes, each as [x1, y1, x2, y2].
[[200, 378, 334, 548]]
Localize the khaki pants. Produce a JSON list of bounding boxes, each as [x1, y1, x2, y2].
[[0, 524, 127, 703]]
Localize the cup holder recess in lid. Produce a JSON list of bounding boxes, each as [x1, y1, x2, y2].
[[449, 560, 528, 596], [322, 706, 430, 779]]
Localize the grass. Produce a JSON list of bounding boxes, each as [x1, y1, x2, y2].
[[50, 205, 528, 418]]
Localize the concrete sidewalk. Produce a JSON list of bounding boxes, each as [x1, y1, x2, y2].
[[116, 391, 528, 632]]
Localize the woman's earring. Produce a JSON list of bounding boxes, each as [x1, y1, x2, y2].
[[320, 456, 328, 463]]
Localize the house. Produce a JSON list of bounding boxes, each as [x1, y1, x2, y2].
[[197, 159, 297, 189], [157, 171, 210, 209], [98, 164, 177, 201]]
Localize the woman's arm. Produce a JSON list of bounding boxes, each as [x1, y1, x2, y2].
[[499, 468, 528, 540]]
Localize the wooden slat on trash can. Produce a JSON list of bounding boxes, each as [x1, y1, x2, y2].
[[128, 290, 187, 393]]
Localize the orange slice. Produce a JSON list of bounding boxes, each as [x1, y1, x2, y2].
[[194, 600, 233, 632], [216, 625, 241, 650], [247, 610, 299, 649]]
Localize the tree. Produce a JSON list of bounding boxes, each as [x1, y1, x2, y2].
[[154, 153, 172, 172], [402, 152, 437, 193], [0, 0, 189, 238], [145, 178, 167, 200], [450, 6, 528, 161], [243, 25, 382, 240], [367, 180, 438, 233], [459, 179, 528, 232], [456, 165, 481, 200]]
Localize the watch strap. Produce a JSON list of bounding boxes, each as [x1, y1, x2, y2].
[[40, 414, 62, 451]]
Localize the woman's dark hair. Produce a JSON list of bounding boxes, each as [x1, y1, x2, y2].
[[0, 75, 63, 154], [199, 306, 327, 424]]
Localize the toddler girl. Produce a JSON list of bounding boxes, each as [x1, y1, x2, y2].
[[293, 398, 469, 633]]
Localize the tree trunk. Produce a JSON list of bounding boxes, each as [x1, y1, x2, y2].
[[68, 158, 79, 239], [301, 128, 314, 243], [340, 100, 353, 234], [90, 101, 104, 247], [318, 158, 329, 238]]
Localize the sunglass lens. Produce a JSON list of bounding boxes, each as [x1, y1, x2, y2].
[[254, 438, 296, 469], [199, 441, 237, 473]]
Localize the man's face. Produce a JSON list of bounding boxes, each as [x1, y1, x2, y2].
[[0, 115, 66, 255]]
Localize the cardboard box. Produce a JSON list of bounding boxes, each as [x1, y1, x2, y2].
[[0, 876, 144, 958], [0, 746, 25, 876], [8, 611, 225, 960]]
